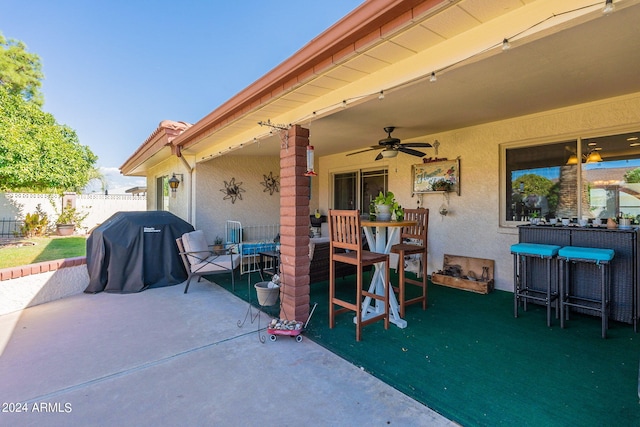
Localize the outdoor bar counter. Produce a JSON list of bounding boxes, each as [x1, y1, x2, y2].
[[518, 224, 639, 330]]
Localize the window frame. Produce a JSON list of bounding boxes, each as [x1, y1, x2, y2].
[[331, 167, 388, 212], [500, 126, 640, 229], [156, 175, 170, 211]]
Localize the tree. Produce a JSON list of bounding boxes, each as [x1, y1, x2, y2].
[[0, 32, 44, 106], [624, 167, 640, 183], [512, 173, 559, 217], [0, 86, 98, 192], [0, 34, 98, 192]]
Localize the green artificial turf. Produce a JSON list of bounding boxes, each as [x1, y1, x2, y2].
[[211, 271, 640, 427]]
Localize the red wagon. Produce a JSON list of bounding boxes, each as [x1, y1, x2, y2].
[[267, 303, 317, 342]]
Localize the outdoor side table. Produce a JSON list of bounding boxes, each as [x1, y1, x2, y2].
[[258, 250, 280, 281]]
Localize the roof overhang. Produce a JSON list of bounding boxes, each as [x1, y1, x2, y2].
[[121, 120, 191, 176], [121, 0, 640, 174]]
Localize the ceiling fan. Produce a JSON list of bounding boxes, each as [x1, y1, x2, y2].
[[347, 127, 432, 160]]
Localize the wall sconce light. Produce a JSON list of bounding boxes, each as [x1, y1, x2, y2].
[[168, 173, 183, 197], [304, 145, 317, 176]]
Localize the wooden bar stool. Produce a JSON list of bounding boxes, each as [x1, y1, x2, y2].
[[390, 208, 428, 317], [328, 209, 390, 341], [510, 243, 561, 327], [558, 246, 614, 338]]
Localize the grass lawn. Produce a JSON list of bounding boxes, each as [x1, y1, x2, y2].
[[0, 236, 87, 269]]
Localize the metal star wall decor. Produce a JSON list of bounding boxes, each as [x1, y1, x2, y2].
[[261, 171, 280, 195], [220, 177, 245, 204]]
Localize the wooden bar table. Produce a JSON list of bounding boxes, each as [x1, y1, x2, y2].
[[360, 219, 416, 329]]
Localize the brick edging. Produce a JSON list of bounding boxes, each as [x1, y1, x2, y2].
[[0, 256, 87, 281]]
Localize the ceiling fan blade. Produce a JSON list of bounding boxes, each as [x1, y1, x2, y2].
[[375, 151, 383, 161], [397, 147, 426, 157], [401, 142, 432, 148], [346, 146, 379, 156]]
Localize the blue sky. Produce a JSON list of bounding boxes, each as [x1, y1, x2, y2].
[[2, 0, 363, 191]]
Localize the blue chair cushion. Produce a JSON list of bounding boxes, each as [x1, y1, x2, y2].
[[558, 246, 615, 263], [510, 243, 561, 257]]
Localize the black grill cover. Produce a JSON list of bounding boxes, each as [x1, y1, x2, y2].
[[85, 211, 194, 293]]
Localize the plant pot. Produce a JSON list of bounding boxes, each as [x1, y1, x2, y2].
[[56, 223, 75, 236], [619, 218, 632, 229], [255, 281, 280, 306], [376, 204, 391, 221]]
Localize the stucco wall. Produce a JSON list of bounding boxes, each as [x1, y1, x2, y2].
[[0, 192, 146, 233], [195, 155, 281, 243], [318, 92, 640, 291]]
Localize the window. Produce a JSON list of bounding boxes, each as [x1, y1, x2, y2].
[[156, 176, 169, 211], [333, 168, 387, 211], [503, 130, 640, 224]]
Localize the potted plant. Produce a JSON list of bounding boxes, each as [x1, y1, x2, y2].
[[431, 179, 454, 192], [374, 191, 395, 221], [529, 211, 540, 225], [212, 236, 225, 254], [619, 213, 635, 228], [55, 206, 89, 236], [374, 191, 403, 221]]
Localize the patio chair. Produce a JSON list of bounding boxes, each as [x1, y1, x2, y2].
[[176, 230, 241, 293], [328, 209, 389, 341], [390, 208, 429, 317]]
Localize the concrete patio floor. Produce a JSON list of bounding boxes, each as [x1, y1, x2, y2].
[[0, 279, 456, 426]]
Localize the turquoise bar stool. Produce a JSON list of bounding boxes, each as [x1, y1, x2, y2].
[[558, 246, 615, 338], [511, 243, 561, 327]]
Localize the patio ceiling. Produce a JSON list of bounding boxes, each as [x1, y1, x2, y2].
[[122, 0, 640, 174], [225, 1, 640, 160]]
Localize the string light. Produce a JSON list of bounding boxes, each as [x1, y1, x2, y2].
[[245, 2, 607, 143]]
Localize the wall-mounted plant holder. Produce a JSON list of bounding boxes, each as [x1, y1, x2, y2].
[[411, 158, 460, 196]]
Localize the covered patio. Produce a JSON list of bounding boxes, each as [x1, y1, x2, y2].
[[111, 0, 640, 423], [120, 0, 640, 323]]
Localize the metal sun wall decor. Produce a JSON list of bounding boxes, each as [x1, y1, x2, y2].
[[261, 171, 280, 195], [221, 177, 245, 203]]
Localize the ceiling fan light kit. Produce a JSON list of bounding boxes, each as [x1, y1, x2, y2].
[[380, 149, 398, 158]]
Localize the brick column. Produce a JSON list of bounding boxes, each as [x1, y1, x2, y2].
[[279, 125, 310, 322]]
